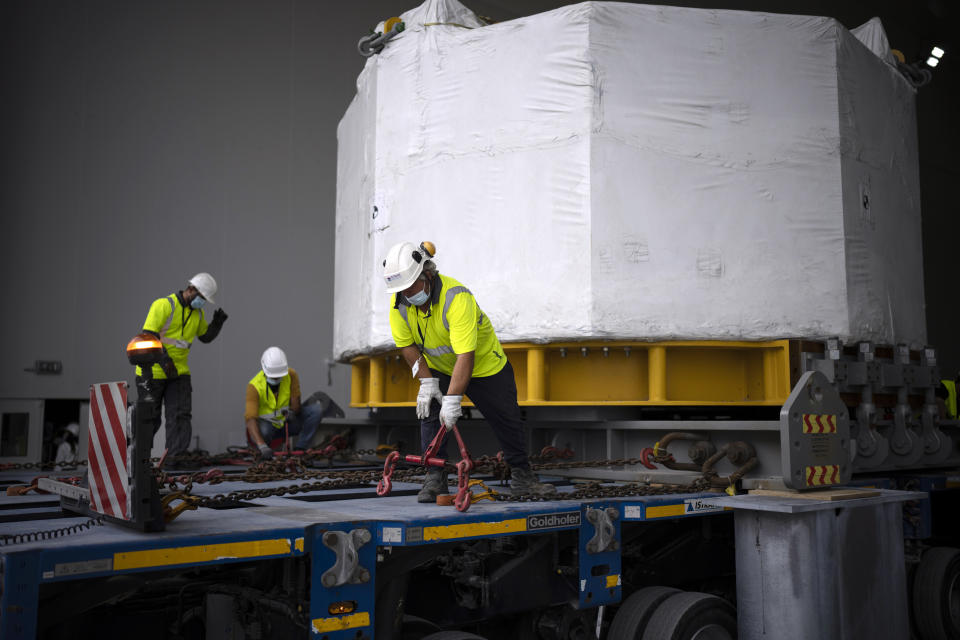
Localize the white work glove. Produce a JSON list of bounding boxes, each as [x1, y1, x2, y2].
[[258, 444, 274, 460], [416, 377, 443, 419], [439, 395, 463, 431]]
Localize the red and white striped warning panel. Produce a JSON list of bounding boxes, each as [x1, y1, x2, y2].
[[802, 414, 837, 434], [88, 381, 131, 520]]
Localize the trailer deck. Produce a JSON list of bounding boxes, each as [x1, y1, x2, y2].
[[0, 465, 731, 639]]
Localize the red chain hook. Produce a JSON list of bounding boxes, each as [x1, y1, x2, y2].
[[377, 423, 476, 512]]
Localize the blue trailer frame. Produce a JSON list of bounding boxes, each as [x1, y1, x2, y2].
[[0, 471, 731, 639]]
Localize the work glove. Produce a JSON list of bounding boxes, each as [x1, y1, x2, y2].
[[160, 356, 178, 379], [439, 395, 463, 432], [198, 308, 228, 343], [258, 444, 274, 460], [416, 378, 443, 420]]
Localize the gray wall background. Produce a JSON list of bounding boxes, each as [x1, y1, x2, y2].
[[2, 0, 957, 454]]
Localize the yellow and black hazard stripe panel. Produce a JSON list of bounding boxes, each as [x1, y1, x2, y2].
[[805, 465, 840, 486], [802, 414, 837, 434]]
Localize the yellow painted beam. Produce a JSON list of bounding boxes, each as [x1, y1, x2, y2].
[[648, 346, 667, 402], [368, 356, 385, 404], [349, 339, 794, 408], [527, 348, 546, 402], [351, 361, 365, 407]]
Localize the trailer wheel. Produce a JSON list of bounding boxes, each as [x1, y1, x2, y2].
[[401, 614, 442, 639], [421, 632, 487, 640], [640, 592, 736, 640], [607, 586, 681, 639], [913, 546, 960, 640]]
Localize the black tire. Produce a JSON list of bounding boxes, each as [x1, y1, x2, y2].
[[608, 586, 681, 639], [913, 546, 960, 640], [421, 632, 487, 640], [641, 592, 737, 640], [400, 614, 442, 640]]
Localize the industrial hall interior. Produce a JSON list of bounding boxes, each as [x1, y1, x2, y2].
[[3, 0, 960, 638]]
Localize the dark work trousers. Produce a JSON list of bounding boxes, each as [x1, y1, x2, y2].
[[135, 375, 193, 456], [423, 361, 530, 470]]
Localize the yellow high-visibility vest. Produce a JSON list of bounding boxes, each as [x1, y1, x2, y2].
[[943, 380, 957, 420], [249, 370, 291, 429], [388, 274, 506, 377], [137, 293, 208, 378]]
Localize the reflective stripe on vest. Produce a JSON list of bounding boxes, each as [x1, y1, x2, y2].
[[158, 295, 192, 349], [250, 371, 291, 429], [401, 284, 472, 353], [441, 286, 471, 331], [400, 305, 457, 357]]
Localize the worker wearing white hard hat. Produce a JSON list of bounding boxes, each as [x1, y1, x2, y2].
[[134, 272, 229, 463], [383, 241, 555, 500], [245, 347, 345, 459]]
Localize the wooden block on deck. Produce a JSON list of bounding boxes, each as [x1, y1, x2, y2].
[[748, 487, 881, 501]]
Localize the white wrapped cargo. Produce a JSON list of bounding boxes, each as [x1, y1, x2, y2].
[[334, 0, 925, 360]]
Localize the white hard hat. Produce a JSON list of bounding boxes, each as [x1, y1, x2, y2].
[[382, 241, 436, 293], [65, 422, 79, 437], [188, 272, 218, 303], [261, 346, 289, 378]]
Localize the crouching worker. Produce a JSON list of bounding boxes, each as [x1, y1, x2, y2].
[[382, 240, 555, 501], [245, 346, 343, 459]]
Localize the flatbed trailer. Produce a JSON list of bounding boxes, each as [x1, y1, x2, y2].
[[1, 467, 740, 640]]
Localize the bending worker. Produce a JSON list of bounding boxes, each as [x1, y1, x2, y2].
[[383, 240, 555, 501], [136, 272, 227, 459], [245, 346, 342, 459]]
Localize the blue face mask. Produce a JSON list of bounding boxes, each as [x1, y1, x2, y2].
[[190, 296, 206, 310], [405, 286, 430, 306], [266, 376, 281, 385]]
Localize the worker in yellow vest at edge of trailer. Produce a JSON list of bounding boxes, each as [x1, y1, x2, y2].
[[244, 346, 345, 459], [135, 272, 228, 464], [936, 375, 959, 420], [383, 240, 556, 502]]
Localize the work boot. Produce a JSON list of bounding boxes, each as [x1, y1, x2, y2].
[[510, 467, 556, 496], [417, 468, 449, 503]]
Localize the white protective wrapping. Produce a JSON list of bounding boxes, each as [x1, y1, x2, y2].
[[334, 0, 925, 360]]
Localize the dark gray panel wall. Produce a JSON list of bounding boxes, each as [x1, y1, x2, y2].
[[0, 0, 402, 452]]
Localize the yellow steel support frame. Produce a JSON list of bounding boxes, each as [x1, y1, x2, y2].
[[349, 340, 792, 408]]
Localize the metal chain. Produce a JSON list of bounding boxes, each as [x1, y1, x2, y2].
[[170, 453, 721, 508], [188, 468, 426, 508], [0, 460, 88, 471], [0, 515, 106, 546]]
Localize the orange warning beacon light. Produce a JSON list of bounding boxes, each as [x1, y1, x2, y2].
[[126, 333, 164, 366]]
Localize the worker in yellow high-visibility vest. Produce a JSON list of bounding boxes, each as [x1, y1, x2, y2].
[[136, 272, 228, 462], [936, 376, 959, 420], [244, 346, 344, 459], [383, 241, 555, 502]]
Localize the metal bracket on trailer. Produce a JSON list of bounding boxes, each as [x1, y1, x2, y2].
[[585, 507, 619, 554], [321, 529, 372, 588], [780, 371, 852, 490], [578, 504, 622, 610]]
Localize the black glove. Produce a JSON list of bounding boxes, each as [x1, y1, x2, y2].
[[198, 308, 227, 344], [258, 444, 274, 460], [160, 356, 178, 379]]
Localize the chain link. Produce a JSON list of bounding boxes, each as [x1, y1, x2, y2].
[[167, 453, 724, 507], [0, 515, 106, 546], [0, 460, 88, 471]]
